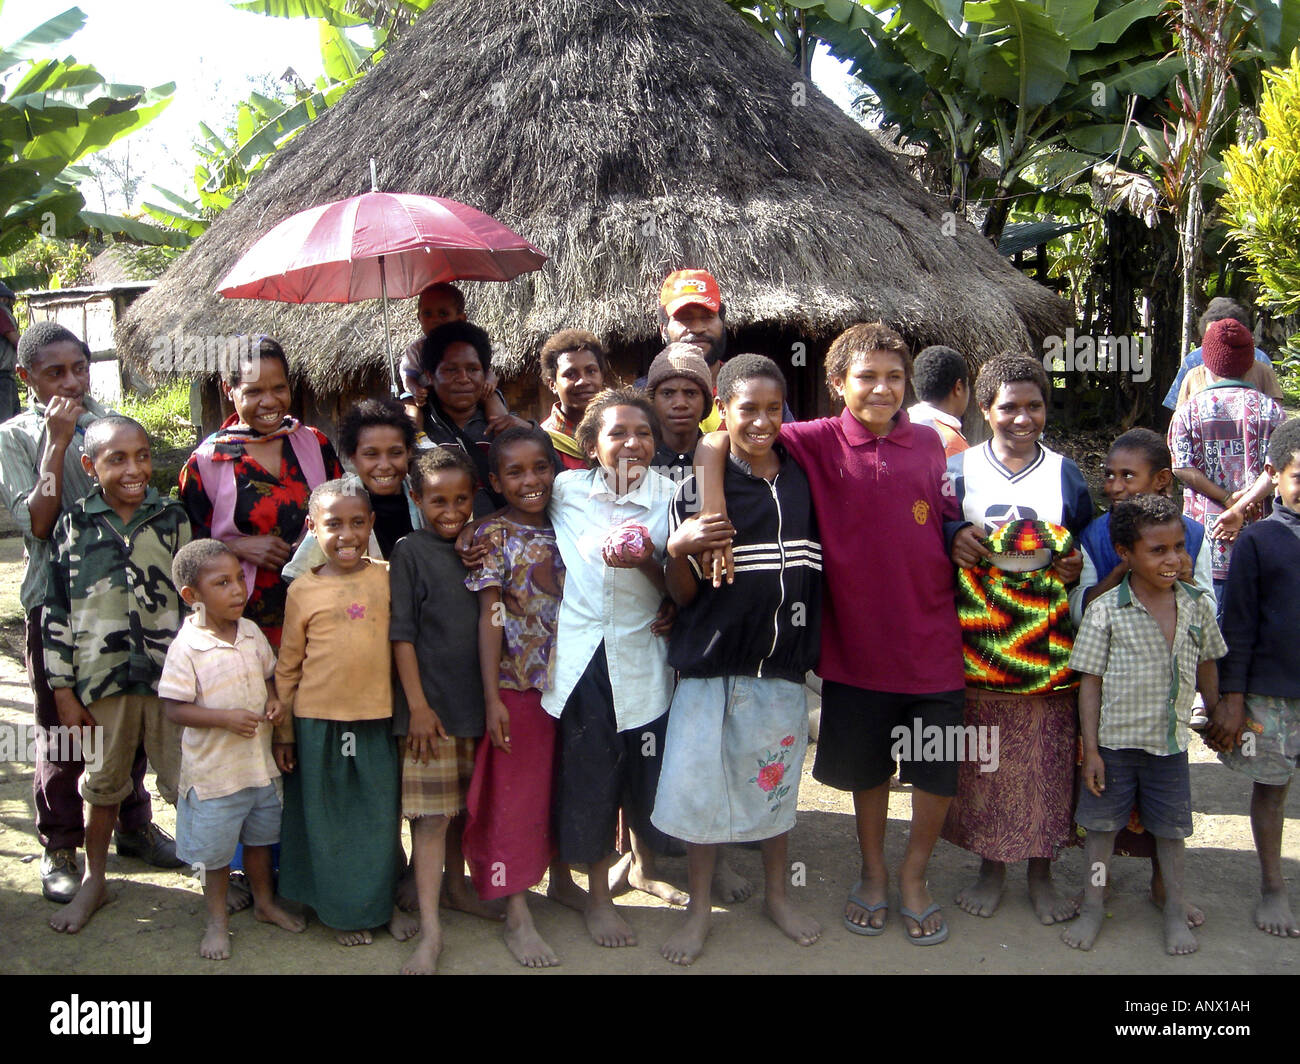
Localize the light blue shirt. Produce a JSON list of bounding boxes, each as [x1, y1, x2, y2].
[[542, 466, 676, 731]]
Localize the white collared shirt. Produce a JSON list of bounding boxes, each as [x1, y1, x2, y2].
[[542, 467, 677, 731], [908, 400, 963, 433]]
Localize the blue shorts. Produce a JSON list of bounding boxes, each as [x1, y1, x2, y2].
[[176, 782, 283, 870], [1075, 747, 1192, 839]]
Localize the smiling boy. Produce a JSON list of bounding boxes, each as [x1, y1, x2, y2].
[[43, 415, 191, 934]]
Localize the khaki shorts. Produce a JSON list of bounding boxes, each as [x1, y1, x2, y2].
[[399, 735, 476, 819], [80, 694, 181, 808]]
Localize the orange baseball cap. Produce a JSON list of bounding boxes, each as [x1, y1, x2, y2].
[[660, 269, 722, 317]]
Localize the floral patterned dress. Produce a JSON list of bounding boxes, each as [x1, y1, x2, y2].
[[179, 422, 343, 647]]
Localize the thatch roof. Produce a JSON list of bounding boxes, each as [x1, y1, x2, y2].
[[119, 0, 1070, 391]]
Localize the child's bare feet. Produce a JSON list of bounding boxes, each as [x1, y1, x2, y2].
[[1149, 877, 1204, 927], [442, 875, 506, 920], [546, 875, 587, 912], [388, 906, 420, 941], [505, 916, 560, 968], [1027, 862, 1078, 924], [585, 898, 637, 947], [661, 908, 711, 965], [49, 877, 109, 934], [764, 895, 821, 946], [395, 864, 419, 912], [253, 900, 307, 934], [844, 874, 888, 932], [226, 872, 253, 915], [199, 917, 231, 960], [1255, 890, 1300, 937], [334, 927, 374, 946], [712, 860, 753, 904], [401, 929, 442, 974], [1165, 907, 1198, 955], [1061, 904, 1104, 950], [627, 861, 688, 906], [955, 860, 1004, 917]]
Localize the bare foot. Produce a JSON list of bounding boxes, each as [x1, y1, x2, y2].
[[628, 863, 688, 906], [1255, 890, 1300, 937], [712, 860, 753, 904], [395, 864, 418, 912], [199, 917, 231, 960], [505, 920, 560, 968], [226, 872, 253, 915], [764, 895, 821, 946], [334, 927, 373, 946], [1149, 879, 1204, 928], [443, 876, 506, 921], [1027, 871, 1078, 925], [401, 930, 442, 974], [1061, 904, 1104, 950], [388, 906, 420, 942], [845, 874, 888, 932], [49, 878, 109, 934], [606, 851, 634, 894], [546, 875, 588, 912], [585, 899, 637, 948], [1165, 907, 1199, 955], [661, 908, 711, 965], [253, 900, 307, 934], [955, 863, 1004, 918]]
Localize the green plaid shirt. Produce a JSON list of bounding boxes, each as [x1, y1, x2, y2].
[[1069, 575, 1227, 755]]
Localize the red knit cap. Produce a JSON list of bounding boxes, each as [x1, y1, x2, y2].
[[1201, 318, 1255, 379]]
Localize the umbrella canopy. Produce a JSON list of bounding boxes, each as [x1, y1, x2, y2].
[[216, 191, 547, 303]]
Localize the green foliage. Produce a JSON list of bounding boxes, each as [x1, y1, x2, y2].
[[0, 235, 94, 291], [1222, 48, 1300, 316], [116, 379, 196, 451], [0, 7, 186, 257]]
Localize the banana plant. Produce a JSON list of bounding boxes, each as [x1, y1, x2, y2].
[[1, 4, 185, 255]]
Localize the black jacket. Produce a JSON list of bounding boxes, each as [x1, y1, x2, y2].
[[667, 449, 821, 683]]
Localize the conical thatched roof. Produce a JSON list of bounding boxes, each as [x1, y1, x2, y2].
[[119, 0, 1070, 390]]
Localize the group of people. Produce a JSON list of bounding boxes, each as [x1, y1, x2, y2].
[[1, 268, 1296, 974]]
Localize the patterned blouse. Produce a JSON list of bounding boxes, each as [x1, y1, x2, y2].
[[464, 515, 565, 692], [179, 426, 343, 646]]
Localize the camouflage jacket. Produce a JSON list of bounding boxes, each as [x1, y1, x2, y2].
[[43, 487, 191, 704]]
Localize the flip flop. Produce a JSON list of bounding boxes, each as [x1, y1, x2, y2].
[[844, 880, 888, 936], [900, 902, 949, 946]]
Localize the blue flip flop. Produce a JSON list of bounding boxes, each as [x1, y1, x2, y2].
[[900, 902, 949, 945], [844, 880, 888, 936]]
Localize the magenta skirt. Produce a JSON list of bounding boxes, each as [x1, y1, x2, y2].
[[463, 687, 556, 901], [941, 687, 1078, 862]]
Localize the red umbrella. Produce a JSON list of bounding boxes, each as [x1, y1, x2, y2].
[[217, 180, 546, 393]]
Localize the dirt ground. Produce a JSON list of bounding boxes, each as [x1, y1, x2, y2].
[[0, 535, 1296, 977]]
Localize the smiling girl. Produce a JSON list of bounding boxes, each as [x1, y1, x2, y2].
[[180, 338, 343, 648]]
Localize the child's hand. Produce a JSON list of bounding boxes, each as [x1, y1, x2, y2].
[[602, 524, 653, 567], [1050, 548, 1083, 584], [486, 697, 511, 753], [1212, 507, 1244, 541], [700, 544, 735, 587], [950, 525, 992, 569], [650, 597, 676, 637], [264, 696, 286, 724], [44, 395, 86, 449], [407, 704, 449, 764], [1204, 693, 1245, 753], [273, 742, 296, 774], [667, 513, 734, 559], [455, 524, 490, 569], [224, 709, 265, 738], [1082, 749, 1106, 797], [52, 689, 95, 730], [231, 534, 292, 571]]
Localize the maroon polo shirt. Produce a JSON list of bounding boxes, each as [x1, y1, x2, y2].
[[780, 408, 965, 694]]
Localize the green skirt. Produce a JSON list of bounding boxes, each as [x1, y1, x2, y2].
[[280, 717, 399, 930]]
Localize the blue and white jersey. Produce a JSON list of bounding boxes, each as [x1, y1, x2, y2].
[[947, 441, 1094, 571]]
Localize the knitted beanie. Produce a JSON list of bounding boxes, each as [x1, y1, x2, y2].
[[1201, 318, 1255, 379], [646, 343, 713, 397]]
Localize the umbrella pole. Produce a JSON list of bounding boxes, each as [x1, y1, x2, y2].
[[379, 253, 399, 397]]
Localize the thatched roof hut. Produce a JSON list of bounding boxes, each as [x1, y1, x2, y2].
[[118, 0, 1069, 428]]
